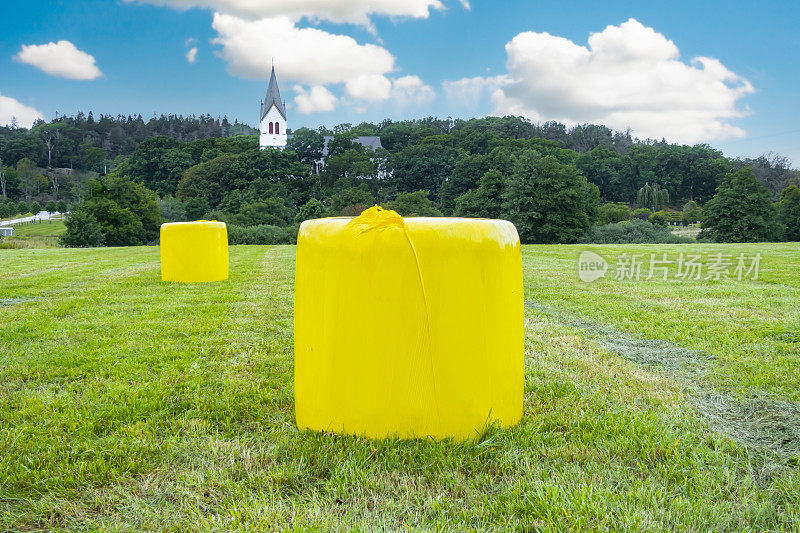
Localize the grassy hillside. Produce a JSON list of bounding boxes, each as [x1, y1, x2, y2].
[[1, 244, 798, 530], [9, 219, 66, 237]]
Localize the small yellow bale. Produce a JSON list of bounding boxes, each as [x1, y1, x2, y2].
[[294, 206, 523, 440], [160, 221, 229, 283]]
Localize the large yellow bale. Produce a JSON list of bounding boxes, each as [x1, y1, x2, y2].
[[160, 221, 228, 283], [294, 206, 523, 440]]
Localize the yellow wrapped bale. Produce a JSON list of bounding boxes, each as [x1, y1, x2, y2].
[[160, 221, 229, 283], [294, 206, 523, 440]]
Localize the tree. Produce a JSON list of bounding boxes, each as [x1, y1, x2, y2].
[[61, 174, 162, 246], [159, 195, 187, 222], [388, 143, 461, 200], [34, 123, 64, 167], [176, 154, 237, 207], [596, 203, 630, 225], [56, 200, 68, 213], [453, 170, 505, 219], [778, 185, 800, 241], [648, 210, 668, 226], [232, 197, 293, 227], [45, 200, 57, 214], [330, 186, 375, 215], [502, 151, 594, 244], [60, 210, 105, 247], [296, 198, 326, 222], [637, 182, 669, 211], [384, 191, 442, 217], [16, 158, 38, 201], [0, 157, 5, 199], [681, 201, 702, 225], [29, 200, 41, 214], [185, 196, 210, 220], [286, 127, 324, 164], [701, 167, 779, 242]]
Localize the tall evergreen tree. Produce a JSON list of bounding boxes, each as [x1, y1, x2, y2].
[[701, 167, 779, 242], [502, 151, 594, 244]]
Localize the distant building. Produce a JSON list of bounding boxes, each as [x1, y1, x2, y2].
[[259, 66, 287, 150], [0, 227, 14, 237], [258, 67, 384, 164]]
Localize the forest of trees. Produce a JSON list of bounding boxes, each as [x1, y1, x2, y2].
[[1, 113, 798, 245]]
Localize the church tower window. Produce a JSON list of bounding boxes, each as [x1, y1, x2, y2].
[[275, 122, 280, 134], [269, 122, 274, 134]]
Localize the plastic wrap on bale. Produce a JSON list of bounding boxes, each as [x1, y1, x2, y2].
[[160, 221, 229, 283], [294, 206, 523, 440]]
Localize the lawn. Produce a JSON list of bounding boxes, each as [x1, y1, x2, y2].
[[0, 220, 66, 249], [8, 219, 66, 237], [1, 243, 798, 530]]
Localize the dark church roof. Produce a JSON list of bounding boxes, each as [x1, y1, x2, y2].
[[260, 66, 286, 121]]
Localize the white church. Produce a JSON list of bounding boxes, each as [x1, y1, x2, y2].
[[259, 66, 384, 167]]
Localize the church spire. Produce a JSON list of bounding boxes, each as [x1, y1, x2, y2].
[[260, 65, 286, 121]]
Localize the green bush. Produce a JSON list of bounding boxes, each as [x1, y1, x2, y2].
[[596, 203, 630, 225], [227, 224, 297, 245], [632, 207, 652, 220], [579, 218, 692, 244], [682, 201, 702, 225], [648, 210, 669, 226], [60, 210, 105, 248]]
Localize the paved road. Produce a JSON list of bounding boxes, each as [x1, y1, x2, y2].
[[0, 211, 65, 226]]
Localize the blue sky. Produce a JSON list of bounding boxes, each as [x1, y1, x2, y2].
[[1, 0, 798, 164]]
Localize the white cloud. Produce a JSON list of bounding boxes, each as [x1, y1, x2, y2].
[[212, 13, 394, 85], [125, 0, 445, 25], [451, 19, 754, 144], [345, 74, 393, 101], [0, 93, 44, 129], [442, 75, 509, 109], [14, 40, 103, 80], [294, 85, 338, 114], [392, 75, 436, 105], [186, 47, 198, 63]]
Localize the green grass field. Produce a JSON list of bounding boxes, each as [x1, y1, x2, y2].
[[1, 243, 798, 530], [0, 220, 66, 249], [7, 219, 66, 237]]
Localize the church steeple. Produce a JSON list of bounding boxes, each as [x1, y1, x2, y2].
[[259, 65, 288, 150], [260, 66, 286, 121]]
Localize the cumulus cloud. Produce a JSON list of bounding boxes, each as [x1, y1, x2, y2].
[[14, 40, 103, 80], [125, 0, 445, 25], [345, 74, 393, 101], [212, 13, 394, 85], [442, 75, 509, 110], [0, 93, 44, 129], [186, 47, 198, 63], [294, 85, 338, 114], [448, 19, 754, 144], [392, 75, 436, 105]]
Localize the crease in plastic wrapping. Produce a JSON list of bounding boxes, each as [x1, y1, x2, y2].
[[294, 206, 524, 440], [160, 221, 229, 283]]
